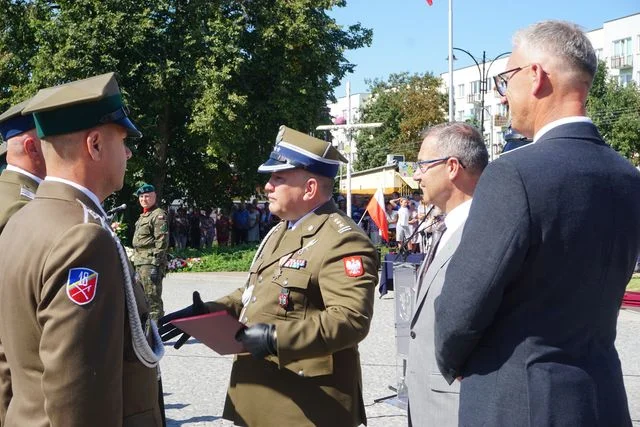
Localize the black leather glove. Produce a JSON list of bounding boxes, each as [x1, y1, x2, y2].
[[158, 291, 208, 349], [236, 323, 277, 359]]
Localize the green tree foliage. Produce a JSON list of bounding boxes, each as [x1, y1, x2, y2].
[[0, 0, 371, 208], [587, 60, 640, 164], [354, 72, 446, 171]]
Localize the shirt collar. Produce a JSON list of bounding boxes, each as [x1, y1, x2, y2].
[[44, 176, 107, 217], [533, 116, 593, 143], [6, 165, 43, 184], [443, 199, 473, 235], [288, 200, 330, 230]]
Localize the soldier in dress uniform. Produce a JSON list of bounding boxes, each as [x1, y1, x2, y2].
[[0, 99, 46, 232], [133, 183, 169, 321], [0, 72, 164, 426], [159, 126, 379, 427], [0, 99, 47, 425]]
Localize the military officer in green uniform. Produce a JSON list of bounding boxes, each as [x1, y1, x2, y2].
[[0, 99, 46, 232], [0, 73, 164, 426], [133, 183, 169, 321], [160, 126, 379, 427], [0, 99, 47, 425]]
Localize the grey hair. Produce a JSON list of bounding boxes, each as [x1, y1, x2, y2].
[[513, 20, 597, 80], [421, 122, 488, 175]]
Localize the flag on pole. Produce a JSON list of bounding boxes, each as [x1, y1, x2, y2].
[[366, 184, 389, 242], [426, 0, 433, 5]]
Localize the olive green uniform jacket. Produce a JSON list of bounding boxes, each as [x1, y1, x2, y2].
[[133, 207, 169, 268], [0, 168, 39, 233], [211, 200, 379, 427], [0, 181, 162, 427], [0, 168, 39, 425]]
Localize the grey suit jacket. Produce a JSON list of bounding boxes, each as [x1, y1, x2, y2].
[[407, 226, 463, 427]]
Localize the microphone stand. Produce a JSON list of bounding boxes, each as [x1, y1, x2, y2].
[[393, 204, 436, 262]]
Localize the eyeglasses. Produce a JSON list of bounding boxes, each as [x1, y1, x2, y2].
[[416, 156, 465, 173], [493, 64, 531, 96]]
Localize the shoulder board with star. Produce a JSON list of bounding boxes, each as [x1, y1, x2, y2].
[[327, 212, 353, 235]]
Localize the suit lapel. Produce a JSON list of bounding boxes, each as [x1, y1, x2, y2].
[[411, 227, 464, 326]]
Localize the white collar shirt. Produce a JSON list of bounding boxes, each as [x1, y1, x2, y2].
[[44, 176, 107, 217], [6, 164, 43, 184], [437, 199, 472, 255]]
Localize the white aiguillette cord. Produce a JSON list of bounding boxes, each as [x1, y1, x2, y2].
[[78, 200, 164, 368]]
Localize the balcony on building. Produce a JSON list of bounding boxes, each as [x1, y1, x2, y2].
[[610, 55, 633, 69]]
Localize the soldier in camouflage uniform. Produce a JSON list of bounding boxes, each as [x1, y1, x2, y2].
[[133, 183, 169, 320]]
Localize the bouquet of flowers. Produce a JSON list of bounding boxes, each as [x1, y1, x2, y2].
[[110, 215, 128, 241], [168, 257, 188, 272]]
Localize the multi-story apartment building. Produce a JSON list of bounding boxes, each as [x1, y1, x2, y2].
[[441, 13, 640, 157]]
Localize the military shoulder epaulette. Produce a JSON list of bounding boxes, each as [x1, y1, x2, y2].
[[328, 212, 353, 235]]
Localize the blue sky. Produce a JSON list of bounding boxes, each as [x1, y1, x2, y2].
[[329, 0, 639, 95]]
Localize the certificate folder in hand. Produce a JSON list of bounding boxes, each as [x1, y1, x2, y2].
[[170, 311, 247, 355]]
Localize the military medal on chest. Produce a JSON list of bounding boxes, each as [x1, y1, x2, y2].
[[278, 288, 290, 309]]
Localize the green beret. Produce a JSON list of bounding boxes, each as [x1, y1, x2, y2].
[[22, 72, 142, 139], [136, 183, 155, 196]]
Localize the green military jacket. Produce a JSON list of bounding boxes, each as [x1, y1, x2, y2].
[[210, 200, 379, 427], [132, 206, 169, 267], [0, 168, 39, 233], [0, 181, 162, 427], [0, 167, 39, 425]]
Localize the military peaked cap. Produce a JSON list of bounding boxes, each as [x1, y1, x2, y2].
[[22, 72, 142, 139], [0, 99, 36, 142], [136, 183, 155, 196], [258, 125, 347, 178]]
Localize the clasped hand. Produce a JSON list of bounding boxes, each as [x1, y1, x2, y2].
[[158, 291, 208, 349]]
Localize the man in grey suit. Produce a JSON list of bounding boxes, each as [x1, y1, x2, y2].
[[434, 20, 640, 426], [407, 122, 487, 426]]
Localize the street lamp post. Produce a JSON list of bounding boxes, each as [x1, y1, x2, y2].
[[452, 48, 510, 136]]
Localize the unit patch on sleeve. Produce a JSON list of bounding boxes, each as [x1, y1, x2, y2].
[[66, 267, 99, 305], [343, 256, 364, 277]]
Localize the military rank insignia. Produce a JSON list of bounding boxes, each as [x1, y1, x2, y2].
[[343, 256, 364, 277], [66, 267, 99, 305], [278, 288, 290, 309]]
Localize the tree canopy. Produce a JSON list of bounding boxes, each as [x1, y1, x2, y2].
[[0, 0, 372, 209], [587, 60, 640, 165], [353, 72, 446, 171]]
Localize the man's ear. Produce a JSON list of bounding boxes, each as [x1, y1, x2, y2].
[[23, 136, 39, 159], [530, 63, 546, 97], [447, 157, 463, 180], [303, 176, 319, 201], [85, 129, 102, 161]]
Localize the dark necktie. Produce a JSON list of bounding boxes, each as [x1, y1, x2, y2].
[[416, 221, 447, 294]]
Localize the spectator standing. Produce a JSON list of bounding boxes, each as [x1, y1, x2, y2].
[[232, 203, 249, 244], [200, 209, 215, 248], [173, 207, 188, 250], [216, 209, 231, 246], [187, 209, 201, 249], [247, 203, 260, 243]]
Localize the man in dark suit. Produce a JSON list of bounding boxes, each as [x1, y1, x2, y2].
[[434, 20, 640, 426], [407, 122, 487, 426]]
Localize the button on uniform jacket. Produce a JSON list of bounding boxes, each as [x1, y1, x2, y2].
[[210, 200, 379, 427], [434, 122, 640, 426], [0, 181, 162, 427]]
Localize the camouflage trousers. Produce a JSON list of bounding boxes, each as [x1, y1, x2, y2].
[[136, 264, 165, 321]]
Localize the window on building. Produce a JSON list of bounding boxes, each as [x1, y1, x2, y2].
[[496, 104, 508, 117], [456, 84, 465, 98], [619, 71, 633, 87], [470, 80, 481, 94], [457, 110, 464, 121], [486, 77, 492, 92], [595, 48, 603, 59], [613, 37, 632, 58]]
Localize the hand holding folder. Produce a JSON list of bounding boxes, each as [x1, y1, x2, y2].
[[168, 311, 247, 355]]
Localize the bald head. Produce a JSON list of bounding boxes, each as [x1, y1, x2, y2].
[[6, 129, 46, 179]]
